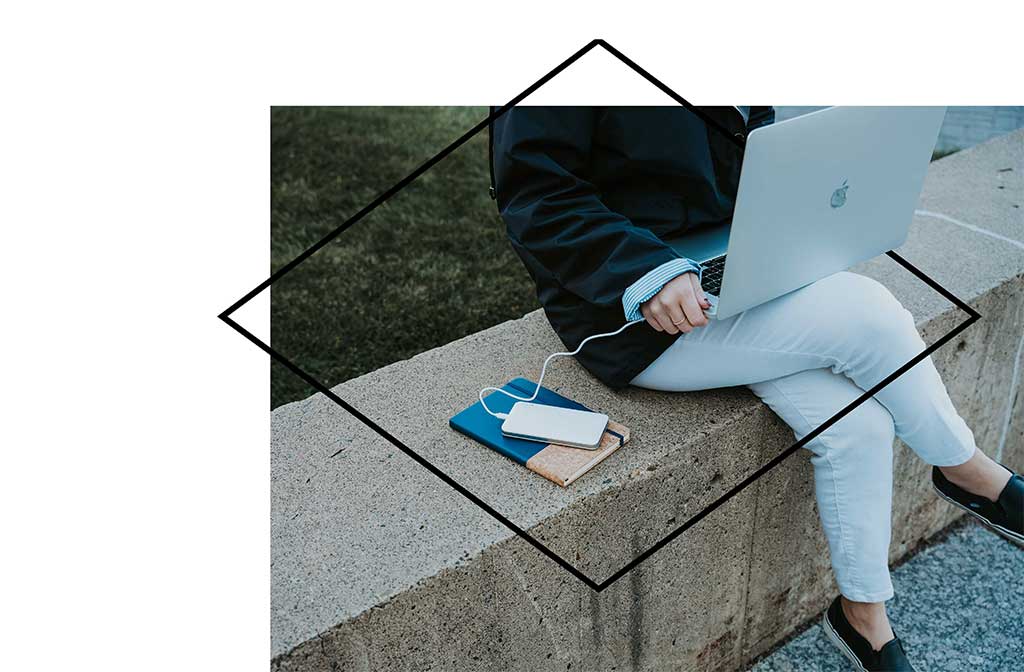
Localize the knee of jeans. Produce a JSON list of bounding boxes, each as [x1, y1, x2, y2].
[[813, 397, 896, 460], [849, 398, 896, 451], [860, 399, 896, 449], [834, 273, 919, 346]]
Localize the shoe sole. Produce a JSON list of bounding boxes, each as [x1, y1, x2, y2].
[[932, 484, 1024, 546], [821, 611, 868, 672]]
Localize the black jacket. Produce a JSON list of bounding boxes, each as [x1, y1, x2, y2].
[[492, 106, 775, 388]]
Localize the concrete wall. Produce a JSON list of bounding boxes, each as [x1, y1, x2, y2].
[[271, 130, 1024, 671], [774, 106, 1024, 153]]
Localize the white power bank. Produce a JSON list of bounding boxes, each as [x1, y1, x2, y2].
[[500, 402, 609, 450]]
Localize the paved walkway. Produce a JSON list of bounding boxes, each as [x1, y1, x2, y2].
[[750, 521, 1024, 671], [774, 106, 1024, 153]]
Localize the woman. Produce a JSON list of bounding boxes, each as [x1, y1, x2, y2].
[[491, 106, 1022, 672]]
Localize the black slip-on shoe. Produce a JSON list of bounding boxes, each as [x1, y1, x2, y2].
[[822, 596, 916, 671], [932, 466, 1024, 546]]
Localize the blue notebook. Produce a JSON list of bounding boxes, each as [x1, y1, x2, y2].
[[449, 378, 629, 487]]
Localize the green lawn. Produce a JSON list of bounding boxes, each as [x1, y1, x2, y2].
[[271, 107, 960, 408], [271, 107, 539, 408]]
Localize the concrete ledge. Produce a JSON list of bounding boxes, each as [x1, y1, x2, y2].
[[271, 130, 1024, 671]]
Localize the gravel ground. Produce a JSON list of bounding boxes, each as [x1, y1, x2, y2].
[[750, 521, 1023, 671]]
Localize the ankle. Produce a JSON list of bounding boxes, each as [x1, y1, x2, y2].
[[940, 452, 1011, 502], [840, 597, 894, 652]]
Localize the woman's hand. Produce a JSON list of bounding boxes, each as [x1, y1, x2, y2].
[[640, 272, 711, 334]]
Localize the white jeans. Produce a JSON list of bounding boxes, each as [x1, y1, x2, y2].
[[631, 271, 977, 602]]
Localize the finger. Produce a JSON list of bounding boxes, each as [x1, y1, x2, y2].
[[655, 312, 679, 335], [680, 289, 708, 328], [650, 304, 679, 334], [688, 272, 710, 308], [664, 297, 692, 334], [641, 303, 663, 332]]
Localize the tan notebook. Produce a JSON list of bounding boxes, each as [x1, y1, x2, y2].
[[525, 420, 630, 487]]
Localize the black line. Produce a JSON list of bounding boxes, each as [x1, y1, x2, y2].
[[220, 313, 600, 590], [220, 39, 602, 321], [886, 250, 981, 318], [225, 38, 985, 592]]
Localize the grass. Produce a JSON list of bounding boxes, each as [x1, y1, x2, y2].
[[271, 107, 538, 408], [270, 108, 964, 408]]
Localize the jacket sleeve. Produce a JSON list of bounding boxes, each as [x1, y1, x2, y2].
[[622, 258, 704, 321], [492, 106, 689, 310]]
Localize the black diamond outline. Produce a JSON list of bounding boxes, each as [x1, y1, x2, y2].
[[222, 39, 981, 591]]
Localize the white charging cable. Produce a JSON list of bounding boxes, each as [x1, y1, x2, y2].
[[479, 318, 645, 419]]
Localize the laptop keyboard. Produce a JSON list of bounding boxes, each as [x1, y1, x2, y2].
[[700, 254, 727, 296]]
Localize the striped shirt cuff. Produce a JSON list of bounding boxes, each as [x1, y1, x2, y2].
[[622, 258, 703, 322]]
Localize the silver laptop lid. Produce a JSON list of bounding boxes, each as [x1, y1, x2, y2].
[[715, 106, 946, 320]]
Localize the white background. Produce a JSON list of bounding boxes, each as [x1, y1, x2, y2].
[[1, 2, 1020, 669]]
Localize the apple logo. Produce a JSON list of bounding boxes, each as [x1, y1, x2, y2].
[[830, 179, 849, 209]]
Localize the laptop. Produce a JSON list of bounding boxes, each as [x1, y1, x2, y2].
[[668, 106, 946, 320]]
